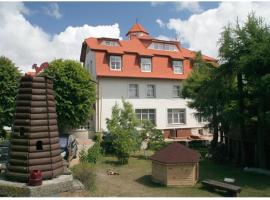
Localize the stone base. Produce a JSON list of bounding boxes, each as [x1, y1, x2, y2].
[[0, 174, 74, 197]]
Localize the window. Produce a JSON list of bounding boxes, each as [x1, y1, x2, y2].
[[129, 84, 139, 98], [136, 109, 156, 125], [172, 85, 182, 97], [173, 60, 183, 74], [36, 141, 43, 150], [146, 85, 156, 98], [197, 114, 208, 123], [103, 40, 119, 46], [167, 109, 186, 124], [136, 32, 143, 37], [110, 56, 121, 70], [19, 127, 25, 137], [141, 58, 152, 72], [149, 42, 178, 52]]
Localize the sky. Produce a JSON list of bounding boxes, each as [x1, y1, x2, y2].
[[1, 1, 270, 72]]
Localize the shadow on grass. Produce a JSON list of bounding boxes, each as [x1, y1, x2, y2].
[[135, 175, 164, 188], [131, 154, 149, 160], [199, 159, 270, 191], [103, 160, 123, 166]]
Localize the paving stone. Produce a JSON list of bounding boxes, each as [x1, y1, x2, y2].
[[0, 174, 73, 197]]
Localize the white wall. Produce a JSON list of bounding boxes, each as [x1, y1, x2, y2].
[[98, 77, 206, 132]]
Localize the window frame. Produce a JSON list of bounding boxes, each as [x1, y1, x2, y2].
[[149, 42, 178, 52], [172, 85, 182, 98], [146, 84, 156, 98], [167, 109, 186, 125], [173, 60, 184, 74], [128, 84, 139, 98], [109, 55, 122, 71], [196, 113, 209, 123], [140, 57, 152, 72], [135, 109, 156, 125], [103, 40, 119, 46]]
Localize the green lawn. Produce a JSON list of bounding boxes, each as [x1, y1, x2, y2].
[[63, 150, 270, 197]]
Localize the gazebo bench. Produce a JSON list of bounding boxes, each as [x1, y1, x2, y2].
[[201, 179, 241, 197]]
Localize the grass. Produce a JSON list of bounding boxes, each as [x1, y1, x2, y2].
[[63, 150, 270, 197]]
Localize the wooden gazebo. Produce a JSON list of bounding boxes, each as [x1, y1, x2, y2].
[[149, 142, 200, 186]]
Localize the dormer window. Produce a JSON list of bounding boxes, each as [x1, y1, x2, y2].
[[102, 40, 119, 46], [173, 60, 183, 74], [110, 56, 121, 71], [149, 42, 178, 52], [140, 58, 152, 72]]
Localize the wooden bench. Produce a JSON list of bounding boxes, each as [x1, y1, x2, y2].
[[201, 179, 241, 197]]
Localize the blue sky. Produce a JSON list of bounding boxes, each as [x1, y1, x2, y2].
[[1, 1, 270, 72], [24, 2, 220, 40]]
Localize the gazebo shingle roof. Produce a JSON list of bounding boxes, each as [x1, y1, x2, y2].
[[149, 142, 200, 164]]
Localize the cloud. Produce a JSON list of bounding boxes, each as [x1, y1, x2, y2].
[[150, 2, 165, 7], [164, 2, 270, 58], [43, 3, 62, 19], [156, 19, 165, 28], [0, 2, 121, 72], [151, 1, 203, 13], [174, 2, 203, 13]]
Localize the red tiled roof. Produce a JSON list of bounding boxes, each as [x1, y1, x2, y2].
[[149, 142, 200, 164], [80, 28, 217, 80], [126, 23, 149, 36]]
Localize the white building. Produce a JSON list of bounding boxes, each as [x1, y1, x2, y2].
[[80, 23, 216, 139]]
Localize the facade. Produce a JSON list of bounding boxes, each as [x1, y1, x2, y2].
[[80, 23, 216, 139], [150, 142, 200, 186]]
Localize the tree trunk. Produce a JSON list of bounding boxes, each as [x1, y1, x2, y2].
[[256, 100, 266, 168], [220, 129, 224, 143], [237, 72, 246, 166], [211, 107, 219, 149]]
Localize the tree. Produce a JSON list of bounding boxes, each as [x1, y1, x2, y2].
[[183, 53, 221, 148], [140, 120, 165, 151], [43, 59, 96, 133], [106, 99, 141, 164], [0, 56, 21, 137], [218, 13, 270, 168]]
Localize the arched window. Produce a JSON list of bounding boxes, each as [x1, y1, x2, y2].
[[36, 141, 43, 150], [19, 127, 25, 136]]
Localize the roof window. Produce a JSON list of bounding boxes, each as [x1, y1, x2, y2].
[[149, 42, 178, 52]]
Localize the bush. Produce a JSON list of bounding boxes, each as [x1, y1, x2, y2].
[[148, 141, 166, 151], [79, 143, 102, 164], [148, 141, 170, 151], [94, 132, 103, 143], [101, 133, 115, 155], [71, 163, 96, 191], [210, 142, 227, 163], [79, 148, 87, 163], [86, 143, 102, 164]]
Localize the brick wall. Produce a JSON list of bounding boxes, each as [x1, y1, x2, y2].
[[163, 128, 192, 138]]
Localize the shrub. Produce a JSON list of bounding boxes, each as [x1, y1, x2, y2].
[[140, 120, 166, 151], [86, 143, 102, 164], [101, 133, 115, 155], [94, 132, 103, 143], [71, 163, 96, 191], [210, 142, 227, 163], [148, 141, 166, 151], [79, 148, 88, 163]]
